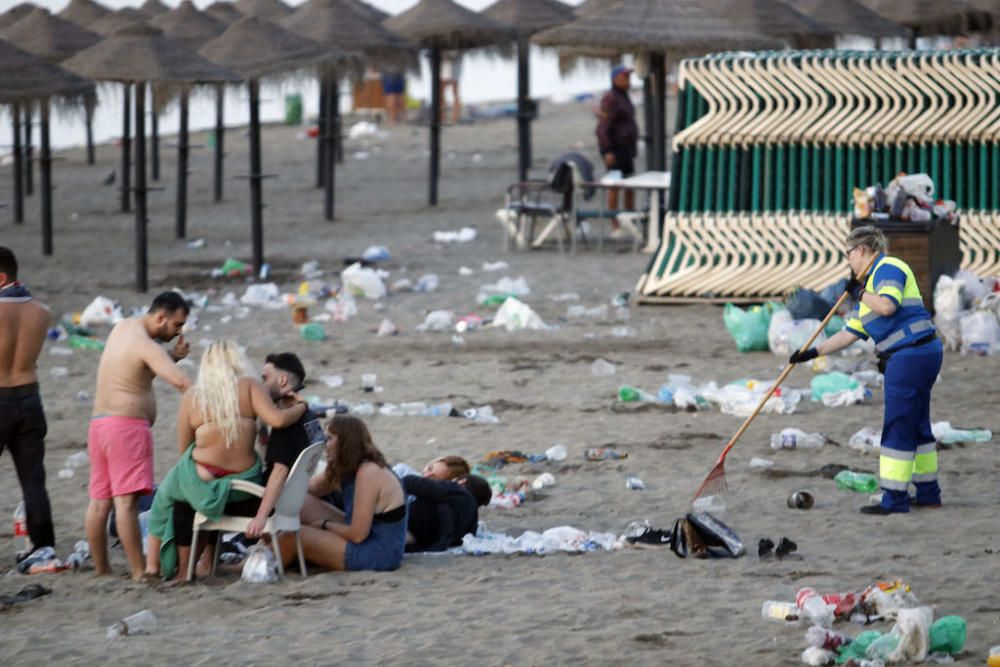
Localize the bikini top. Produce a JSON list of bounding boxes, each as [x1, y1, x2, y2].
[[372, 504, 406, 524]]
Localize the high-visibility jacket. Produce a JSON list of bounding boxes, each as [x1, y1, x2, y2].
[[845, 254, 935, 354]]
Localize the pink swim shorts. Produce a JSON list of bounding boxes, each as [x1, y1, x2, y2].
[[87, 416, 154, 499]]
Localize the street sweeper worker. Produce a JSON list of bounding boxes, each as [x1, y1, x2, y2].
[[788, 225, 943, 515]]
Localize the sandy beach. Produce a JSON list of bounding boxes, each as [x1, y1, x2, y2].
[[1, 96, 998, 666]]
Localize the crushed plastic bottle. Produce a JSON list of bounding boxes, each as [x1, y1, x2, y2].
[[107, 610, 157, 638], [617, 385, 655, 402], [797, 588, 835, 628], [13, 501, 31, 560], [544, 444, 567, 461], [834, 470, 880, 493], [761, 600, 800, 623], [931, 421, 992, 444], [770, 428, 825, 450], [848, 427, 882, 453]]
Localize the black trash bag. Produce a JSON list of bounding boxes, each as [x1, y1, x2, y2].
[[669, 511, 745, 559], [786, 287, 830, 320]]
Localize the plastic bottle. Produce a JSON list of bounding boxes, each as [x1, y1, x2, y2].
[[13, 501, 31, 559], [761, 600, 799, 623], [848, 427, 882, 452], [68, 334, 105, 351], [618, 385, 654, 402], [299, 323, 326, 341], [107, 610, 157, 638], [796, 588, 835, 628], [771, 428, 825, 450], [834, 470, 880, 494]]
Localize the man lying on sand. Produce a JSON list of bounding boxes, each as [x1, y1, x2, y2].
[[402, 473, 491, 552], [85, 291, 192, 580], [0, 247, 56, 561]]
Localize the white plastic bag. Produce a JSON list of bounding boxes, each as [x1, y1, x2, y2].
[[241, 544, 279, 583], [240, 283, 282, 308], [768, 309, 826, 357], [81, 296, 124, 326], [933, 275, 963, 350], [959, 310, 1000, 355], [341, 262, 386, 300], [492, 298, 548, 331]]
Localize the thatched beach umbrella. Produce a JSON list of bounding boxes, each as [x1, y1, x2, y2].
[[88, 7, 148, 35], [152, 1, 228, 238], [138, 0, 170, 19], [784, 0, 905, 40], [859, 0, 992, 44], [201, 16, 346, 273], [205, 1, 244, 24], [234, 0, 292, 22], [534, 0, 780, 174], [482, 0, 574, 182], [63, 23, 239, 292], [0, 3, 37, 29], [0, 37, 94, 256], [700, 0, 834, 48], [384, 0, 516, 206], [282, 0, 414, 220], [342, 0, 389, 23], [57, 0, 110, 28], [0, 8, 101, 166]]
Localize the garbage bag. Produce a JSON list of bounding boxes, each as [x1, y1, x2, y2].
[[959, 310, 1000, 355], [928, 616, 967, 655], [769, 309, 827, 357], [241, 544, 279, 583], [787, 287, 830, 320], [723, 302, 777, 352]]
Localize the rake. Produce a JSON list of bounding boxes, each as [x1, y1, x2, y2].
[[691, 254, 879, 504]]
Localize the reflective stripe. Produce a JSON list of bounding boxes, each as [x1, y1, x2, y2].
[[875, 278, 904, 291], [880, 446, 916, 462], [910, 319, 933, 334], [914, 451, 938, 475], [861, 311, 879, 324], [915, 442, 937, 455], [901, 298, 924, 308], [880, 478, 911, 491], [875, 318, 934, 352], [880, 455, 914, 484], [912, 472, 938, 483]]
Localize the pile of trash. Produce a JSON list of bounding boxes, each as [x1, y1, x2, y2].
[[853, 172, 957, 223], [934, 270, 1000, 355], [724, 300, 857, 357], [762, 580, 967, 665], [457, 523, 619, 556]]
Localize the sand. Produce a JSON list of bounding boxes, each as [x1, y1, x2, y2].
[[1, 98, 998, 666]]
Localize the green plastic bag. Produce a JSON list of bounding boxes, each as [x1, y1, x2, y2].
[[723, 302, 778, 352], [836, 630, 882, 664], [824, 315, 845, 337], [929, 616, 966, 654], [810, 372, 860, 401]]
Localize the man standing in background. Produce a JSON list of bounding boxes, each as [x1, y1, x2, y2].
[[596, 65, 639, 236]]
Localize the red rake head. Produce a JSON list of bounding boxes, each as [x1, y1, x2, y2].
[[692, 459, 728, 504]]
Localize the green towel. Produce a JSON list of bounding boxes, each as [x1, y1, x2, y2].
[[148, 445, 263, 580]]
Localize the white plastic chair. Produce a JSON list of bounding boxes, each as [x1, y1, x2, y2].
[[186, 441, 325, 581]]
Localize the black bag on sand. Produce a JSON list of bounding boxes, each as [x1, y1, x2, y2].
[[669, 511, 745, 559]]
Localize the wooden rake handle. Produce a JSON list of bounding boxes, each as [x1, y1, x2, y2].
[[713, 253, 879, 465]]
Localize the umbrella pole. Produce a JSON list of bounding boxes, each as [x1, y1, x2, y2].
[[85, 102, 96, 166], [23, 106, 33, 196], [643, 75, 654, 172], [134, 81, 148, 293], [249, 79, 264, 274], [39, 99, 53, 257], [651, 52, 667, 172], [122, 83, 132, 213], [175, 87, 189, 240], [214, 84, 225, 203], [516, 36, 531, 182], [316, 79, 327, 189], [11, 104, 24, 224], [151, 88, 160, 181], [324, 71, 336, 221], [334, 83, 342, 164], [429, 45, 441, 206]]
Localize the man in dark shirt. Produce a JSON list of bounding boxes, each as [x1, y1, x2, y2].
[[402, 474, 491, 552], [243, 352, 318, 538], [596, 65, 639, 225]]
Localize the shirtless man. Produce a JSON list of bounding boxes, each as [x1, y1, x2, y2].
[[0, 247, 55, 560], [85, 291, 191, 579]]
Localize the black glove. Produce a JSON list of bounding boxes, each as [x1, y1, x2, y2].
[[845, 275, 864, 301], [789, 348, 819, 365]]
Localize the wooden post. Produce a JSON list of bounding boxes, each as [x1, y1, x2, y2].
[[85, 102, 95, 166], [516, 36, 531, 182], [39, 100, 53, 256], [121, 83, 132, 213], [429, 45, 442, 206], [11, 104, 24, 224], [316, 79, 327, 189], [134, 81, 148, 293], [213, 84, 224, 203], [175, 87, 189, 239], [23, 106, 33, 196], [150, 88, 160, 181], [324, 72, 337, 221], [249, 79, 264, 274]]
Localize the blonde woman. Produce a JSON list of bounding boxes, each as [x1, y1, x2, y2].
[[145, 341, 307, 580]]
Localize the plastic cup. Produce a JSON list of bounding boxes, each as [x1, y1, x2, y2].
[[988, 646, 1000, 667], [361, 373, 377, 392]]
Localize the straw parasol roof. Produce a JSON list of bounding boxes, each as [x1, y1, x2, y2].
[[58, 0, 111, 27], [281, 0, 415, 63], [139, 0, 171, 18], [532, 0, 782, 54], [0, 3, 37, 29], [89, 8, 148, 36], [699, 0, 834, 46], [858, 0, 990, 35], [62, 23, 240, 83], [205, 1, 244, 24], [383, 0, 517, 50], [343, 0, 389, 23], [0, 37, 96, 104], [234, 0, 292, 22], [481, 0, 575, 37], [784, 0, 907, 38], [0, 8, 101, 63], [200, 15, 347, 80], [575, 0, 618, 17], [152, 0, 228, 49]]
